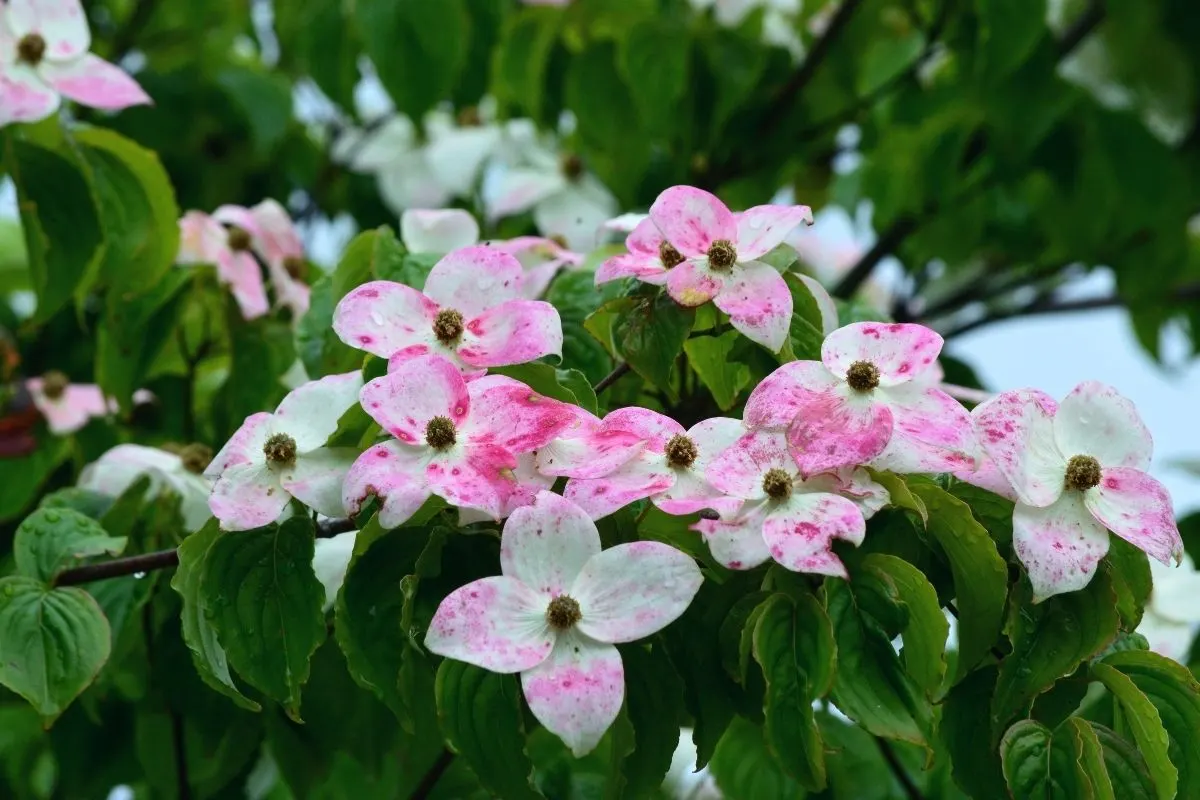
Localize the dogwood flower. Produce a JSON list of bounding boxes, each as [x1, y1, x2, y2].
[[425, 491, 702, 755], [206, 372, 364, 530], [697, 430, 888, 575], [0, 0, 150, 127], [178, 210, 269, 320], [743, 322, 976, 476], [332, 245, 562, 375], [492, 236, 584, 299], [539, 407, 745, 520], [973, 381, 1183, 602], [342, 355, 577, 526], [213, 199, 311, 319], [26, 372, 109, 434], [312, 530, 357, 612], [78, 444, 214, 531], [620, 185, 812, 351], [1136, 553, 1200, 662]]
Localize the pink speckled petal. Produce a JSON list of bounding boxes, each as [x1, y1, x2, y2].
[[649, 186, 736, 257], [705, 430, 794, 500], [333, 280, 439, 359], [425, 576, 554, 673], [564, 452, 677, 520], [688, 417, 747, 472], [401, 209, 480, 254], [266, 257, 311, 318], [501, 491, 601, 595], [821, 322, 943, 387], [653, 469, 742, 518], [1054, 381, 1153, 471], [8, 0, 89, 59], [762, 493, 865, 578], [870, 384, 976, 474], [806, 467, 892, 519], [342, 441, 432, 527], [463, 375, 579, 454], [665, 260, 722, 308], [535, 430, 646, 479], [273, 372, 364, 452], [602, 407, 686, 447], [1013, 494, 1110, 603], [625, 215, 666, 255], [0, 65, 59, 126], [460, 452, 554, 525], [280, 448, 357, 518], [735, 204, 814, 260], [785, 388, 894, 477], [211, 204, 259, 237], [216, 249, 269, 320], [426, 443, 518, 520], [359, 355, 470, 444], [695, 503, 772, 570], [973, 389, 1066, 508], [713, 261, 792, 352], [951, 452, 1019, 502], [572, 541, 703, 643], [248, 199, 303, 263], [423, 245, 525, 318], [209, 462, 289, 531], [595, 252, 669, 286], [205, 412, 273, 478], [40, 54, 150, 111], [458, 300, 563, 367], [521, 632, 624, 757], [1085, 468, 1182, 566], [743, 360, 838, 430]]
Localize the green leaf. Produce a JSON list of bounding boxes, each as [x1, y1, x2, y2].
[[545, 267, 621, 385], [858, 554, 948, 694], [491, 363, 597, 415], [618, 19, 690, 136], [334, 226, 407, 300], [0, 433, 71, 523], [999, 718, 1094, 799], [38, 487, 115, 520], [1090, 722, 1157, 798], [200, 518, 327, 720], [752, 593, 832, 790], [216, 66, 294, 156], [565, 43, 647, 195], [14, 507, 126, 584], [1065, 718, 1116, 800], [611, 644, 685, 797], [275, 1, 359, 108], [866, 469, 928, 523], [709, 717, 805, 800], [784, 271, 828, 362], [857, 28, 925, 95], [1091, 662, 1177, 800], [942, 666, 1007, 800], [702, 26, 769, 139], [1104, 537, 1152, 630], [435, 661, 542, 800], [610, 293, 694, 399], [683, 331, 752, 411], [355, 0, 469, 119], [4, 137, 104, 322], [976, 0, 1048, 83], [170, 521, 260, 711], [71, 127, 180, 297], [947, 479, 1014, 549], [96, 269, 190, 410], [992, 574, 1120, 736], [0, 576, 110, 723], [491, 7, 562, 122], [296, 275, 359, 379], [910, 481, 1008, 682], [825, 579, 933, 747]]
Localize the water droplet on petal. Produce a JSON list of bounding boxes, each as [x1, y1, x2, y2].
[[371, 312, 384, 326]]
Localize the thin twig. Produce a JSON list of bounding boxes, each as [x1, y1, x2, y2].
[[593, 362, 631, 395], [1056, 0, 1106, 59], [877, 738, 925, 800], [831, 216, 918, 299], [940, 293, 1124, 339], [170, 706, 192, 800], [409, 749, 455, 800]]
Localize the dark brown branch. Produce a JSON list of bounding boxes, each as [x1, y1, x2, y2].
[[877, 738, 925, 800], [409, 749, 455, 800], [1056, 0, 1106, 59], [831, 216, 919, 299], [593, 362, 631, 395]]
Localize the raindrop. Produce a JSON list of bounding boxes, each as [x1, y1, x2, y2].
[[43, 510, 60, 524], [370, 312, 384, 326], [133, 571, 146, 579]]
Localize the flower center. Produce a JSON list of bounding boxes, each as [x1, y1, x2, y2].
[[178, 443, 213, 474], [17, 34, 45, 66], [425, 415, 457, 450], [561, 153, 585, 181], [263, 433, 297, 466], [455, 105, 482, 127], [845, 360, 880, 392], [664, 434, 698, 469], [1064, 455, 1102, 491], [546, 594, 582, 630], [706, 239, 737, 271], [283, 255, 307, 280], [658, 240, 685, 269], [549, 234, 569, 249], [40, 370, 69, 400], [226, 225, 253, 252], [762, 468, 792, 500], [432, 308, 465, 345]]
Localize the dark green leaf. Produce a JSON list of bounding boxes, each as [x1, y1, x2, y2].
[[491, 8, 562, 122], [611, 644, 685, 797], [942, 666, 1007, 800], [709, 716, 805, 800], [96, 269, 190, 410], [976, 0, 1048, 83], [216, 66, 294, 156], [858, 553, 948, 694], [618, 19, 690, 136], [683, 331, 751, 411], [785, 272, 828, 361], [610, 293, 694, 399], [999, 718, 1094, 799], [14, 507, 126, 584], [1104, 537, 1152, 630], [1091, 662, 1177, 799], [491, 363, 597, 415], [38, 487, 114, 520], [0, 432, 71, 523], [1090, 722, 1157, 799]]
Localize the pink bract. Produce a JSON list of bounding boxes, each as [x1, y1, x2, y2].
[[493, 236, 585, 300], [332, 245, 563, 376], [425, 491, 702, 755], [26, 377, 112, 435], [974, 380, 1182, 602], [177, 210, 270, 320], [214, 199, 311, 319]]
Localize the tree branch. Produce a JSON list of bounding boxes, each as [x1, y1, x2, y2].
[[409, 749, 455, 800], [831, 216, 918, 299], [593, 362, 631, 395], [1056, 0, 1106, 59], [877, 738, 925, 800]]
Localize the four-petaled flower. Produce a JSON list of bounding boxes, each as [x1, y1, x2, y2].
[[26, 371, 150, 435], [178, 209, 270, 320], [744, 321, 976, 477], [212, 199, 311, 319], [0, 0, 150, 127], [696, 430, 888, 576], [425, 491, 702, 755], [974, 381, 1183, 602], [342, 355, 578, 527], [206, 372, 364, 530], [333, 245, 563, 376]]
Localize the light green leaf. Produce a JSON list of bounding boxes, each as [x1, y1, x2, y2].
[[490, 363, 597, 415], [1091, 662, 1177, 800], [866, 469, 928, 523], [684, 331, 752, 411], [14, 507, 126, 584], [859, 553, 948, 694]]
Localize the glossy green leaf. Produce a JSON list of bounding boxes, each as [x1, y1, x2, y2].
[[1090, 722, 1157, 799], [1103, 537, 1152, 631], [37, 487, 115, 520], [867, 469, 928, 523], [610, 292, 694, 399], [491, 363, 598, 415], [709, 716, 805, 800], [785, 272, 828, 362], [13, 507, 125, 584], [610, 644, 685, 798], [1091, 662, 1177, 800], [999, 718, 1094, 799], [858, 553, 948, 694], [942, 666, 1007, 800], [684, 331, 752, 411]]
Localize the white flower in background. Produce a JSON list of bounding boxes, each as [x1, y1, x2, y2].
[[690, 0, 804, 60], [662, 728, 723, 798], [400, 209, 481, 255], [1137, 552, 1200, 662], [482, 120, 618, 252], [79, 444, 214, 531], [312, 530, 357, 612]]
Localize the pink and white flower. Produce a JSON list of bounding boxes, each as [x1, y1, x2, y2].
[[26, 373, 110, 434], [213, 199, 311, 319], [0, 0, 150, 127], [974, 381, 1184, 602], [79, 444, 214, 531], [400, 209, 481, 255], [696, 430, 888, 576], [178, 210, 269, 320], [743, 322, 976, 477], [342, 355, 578, 527], [425, 491, 702, 755], [332, 245, 563, 376], [205, 372, 364, 531], [491, 236, 584, 299], [599, 186, 812, 352], [538, 407, 744, 520]]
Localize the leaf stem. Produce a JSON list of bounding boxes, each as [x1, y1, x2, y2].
[[593, 362, 631, 395], [876, 738, 925, 800], [409, 748, 455, 800]]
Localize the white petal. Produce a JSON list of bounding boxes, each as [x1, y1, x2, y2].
[[533, 177, 619, 252], [425, 576, 555, 673], [312, 530, 357, 612], [273, 372, 364, 453], [501, 491, 601, 596], [1013, 494, 1111, 603], [280, 448, 357, 518], [1053, 381, 1153, 470], [400, 208, 480, 254]]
